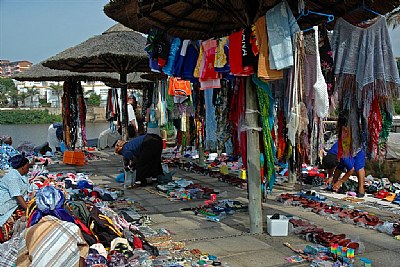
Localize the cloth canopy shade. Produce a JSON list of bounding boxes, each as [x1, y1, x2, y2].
[[104, 0, 400, 39], [43, 23, 150, 140]]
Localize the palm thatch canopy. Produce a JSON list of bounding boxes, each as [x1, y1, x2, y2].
[[42, 23, 150, 74], [104, 0, 273, 40], [13, 62, 151, 87], [104, 0, 400, 39], [13, 62, 118, 82], [140, 72, 167, 81]]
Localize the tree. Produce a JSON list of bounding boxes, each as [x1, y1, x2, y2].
[[87, 93, 101, 106], [49, 84, 63, 108], [0, 77, 17, 106], [26, 86, 38, 107]]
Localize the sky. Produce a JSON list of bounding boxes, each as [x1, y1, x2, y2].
[[0, 0, 399, 64]]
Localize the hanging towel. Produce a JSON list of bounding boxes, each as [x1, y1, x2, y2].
[[312, 26, 329, 118], [254, 15, 283, 80], [266, 0, 300, 70]]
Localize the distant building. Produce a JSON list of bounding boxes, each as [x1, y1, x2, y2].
[[0, 59, 33, 77]]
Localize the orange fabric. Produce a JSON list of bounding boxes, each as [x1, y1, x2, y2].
[[255, 16, 283, 81], [168, 77, 191, 96]]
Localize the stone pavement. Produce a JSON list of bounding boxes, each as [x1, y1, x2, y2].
[[47, 149, 400, 267]]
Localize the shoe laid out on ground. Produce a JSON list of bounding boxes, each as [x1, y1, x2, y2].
[[356, 192, 365, 198]]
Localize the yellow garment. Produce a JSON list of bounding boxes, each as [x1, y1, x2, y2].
[[214, 37, 228, 68], [193, 42, 204, 78], [255, 16, 283, 80]]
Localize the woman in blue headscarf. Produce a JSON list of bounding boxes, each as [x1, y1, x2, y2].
[[0, 154, 30, 242]]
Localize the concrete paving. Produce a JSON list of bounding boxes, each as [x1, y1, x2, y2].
[[47, 148, 400, 267]]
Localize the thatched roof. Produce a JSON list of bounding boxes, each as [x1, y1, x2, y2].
[[104, 0, 400, 39], [13, 62, 151, 86], [13, 62, 118, 82], [42, 23, 150, 73], [140, 72, 167, 81], [104, 0, 273, 40]]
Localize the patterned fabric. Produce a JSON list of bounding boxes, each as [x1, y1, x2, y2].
[[253, 76, 276, 191], [332, 17, 400, 156], [17, 215, 88, 267], [0, 169, 29, 227], [0, 144, 20, 170], [204, 89, 217, 150], [318, 24, 335, 97], [0, 231, 22, 266], [266, 0, 300, 70], [214, 37, 229, 72], [332, 17, 400, 92], [0, 209, 25, 243]]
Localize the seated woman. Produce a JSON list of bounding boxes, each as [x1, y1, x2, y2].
[[115, 134, 164, 187], [0, 154, 30, 242]]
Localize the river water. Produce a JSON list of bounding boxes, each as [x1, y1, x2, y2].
[[0, 122, 109, 147]]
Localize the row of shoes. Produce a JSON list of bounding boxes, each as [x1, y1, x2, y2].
[[278, 193, 387, 231], [289, 218, 361, 252]]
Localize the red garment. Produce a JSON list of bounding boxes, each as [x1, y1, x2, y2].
[[368, 96, 382, 157], [228, 31, 254, 76], [200, 40, 220, 80], [228, 78, 247, 168]]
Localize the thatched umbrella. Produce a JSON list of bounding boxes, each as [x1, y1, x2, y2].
[[13, 62, 121, 82], [43, 23, 150, 140], [104, 0, 400, 37]]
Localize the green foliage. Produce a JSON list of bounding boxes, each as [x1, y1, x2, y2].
[[394, 99, 400, 115], [0, 77, 18, 106], [39, 99, 51, 107], [87, 93, 101, 106], [0, 109, 62, 124]]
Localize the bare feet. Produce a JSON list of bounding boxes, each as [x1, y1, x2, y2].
[[333, 180, 343, 191]]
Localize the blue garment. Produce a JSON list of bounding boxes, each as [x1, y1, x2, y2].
[[162, 37, 182, 76], [182, 41, 200, 82], [0, 144, 20, 170], [121, 134, 147, 160], [0, 169, 29, 226], [328, 142, 366, 172], [204, 89, 217, 150], [266, 0, 300, 70]]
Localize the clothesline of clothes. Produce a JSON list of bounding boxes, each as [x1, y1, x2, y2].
[[145, 0, 400, 164]]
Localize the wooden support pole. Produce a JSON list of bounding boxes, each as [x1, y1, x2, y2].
[[245, 76, 263, 234], [120, 73, 129, 141]]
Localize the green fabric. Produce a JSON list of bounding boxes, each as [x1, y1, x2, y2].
[[252, 75, 276, 192]]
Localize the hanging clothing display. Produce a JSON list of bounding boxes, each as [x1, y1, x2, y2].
[[266, 0, 300, 70], [228, 31, 254, 76], [162, 37, 182, 76], [168, 77, 191, 96], [318, 24, 335, 98], [253, 76, 276, 192], [214, 37, 230, 73], [312, 26, 329, 119], [332, 16, 400, 157], [62, 80, 86, 149], [254, 15, 283, 81], [204, 89, 217, 151]]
